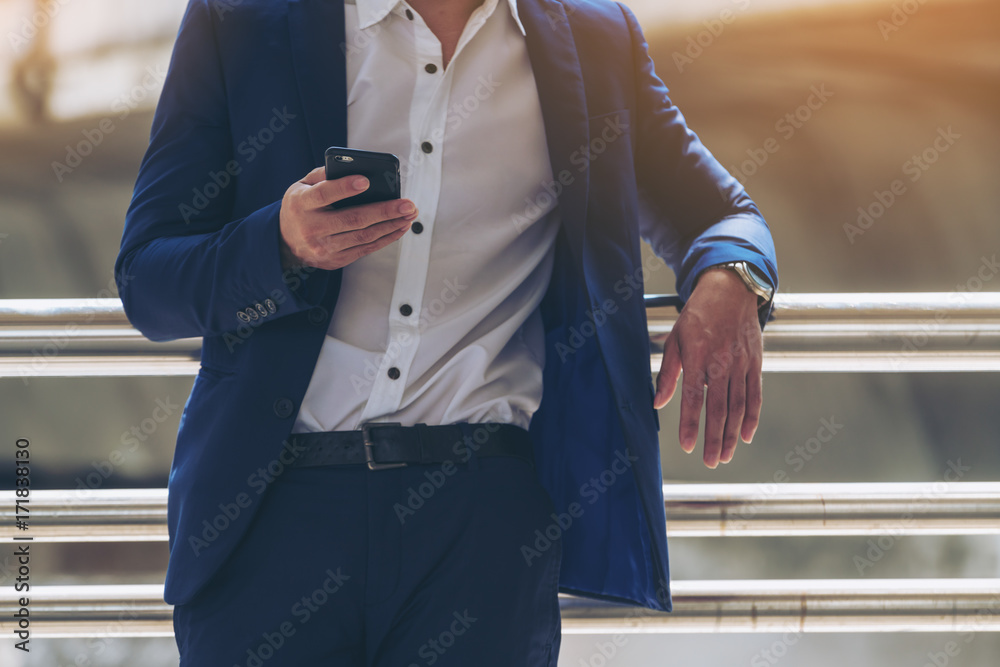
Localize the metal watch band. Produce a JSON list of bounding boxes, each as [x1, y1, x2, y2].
[[715, 261, 774, 303]]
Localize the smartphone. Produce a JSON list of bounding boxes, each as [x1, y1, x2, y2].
[[324, 147, 401, 210]]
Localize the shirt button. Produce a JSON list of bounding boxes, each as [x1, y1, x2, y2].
[[387, 367, 401, 380], [399, 304, 413, 316], [425, 63, 438, 74], [421, 142, 433, 154], [405, 8, 414, 20], [411, 222, 424, 234], [273, 398, 294, 419]]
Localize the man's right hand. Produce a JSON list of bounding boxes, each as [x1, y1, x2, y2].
[[278, 166, 419, 270]]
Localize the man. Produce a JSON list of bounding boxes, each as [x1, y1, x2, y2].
[[116, 0, 777, 664]]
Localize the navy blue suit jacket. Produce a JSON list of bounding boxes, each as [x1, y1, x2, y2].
[[117, 0, 778, 611]]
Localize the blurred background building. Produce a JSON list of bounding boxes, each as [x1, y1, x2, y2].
[[0, 0, 998, 664]]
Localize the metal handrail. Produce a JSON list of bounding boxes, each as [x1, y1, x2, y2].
[[4, 294, 1000, 638], [0, 489, 167, 542], [661, 482, 1000, 536], [4, 580, 1000, 637], [560, 579, 1000, 634], [649, 292, 1000, 372], [5, 483, 1000, 542], [3, 293, 1000, 376]]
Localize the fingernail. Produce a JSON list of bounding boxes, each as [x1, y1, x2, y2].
[[399, 201, 416, 215], [353, 176, 369, 190]]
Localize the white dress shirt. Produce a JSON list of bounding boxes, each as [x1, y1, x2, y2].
[[291, 0, 561, 433]]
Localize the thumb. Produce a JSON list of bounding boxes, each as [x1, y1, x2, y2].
[[654, 331, 682, 409], [300, 166, 327, 186]]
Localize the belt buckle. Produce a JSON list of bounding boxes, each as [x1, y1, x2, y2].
[[361, 421, 407, 471]]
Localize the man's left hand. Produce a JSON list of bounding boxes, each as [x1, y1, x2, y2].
[[653, 268, 764, 468]]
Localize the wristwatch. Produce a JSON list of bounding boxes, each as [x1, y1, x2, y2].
[[711, 261, 774, 306]]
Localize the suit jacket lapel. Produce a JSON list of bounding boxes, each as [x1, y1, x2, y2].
[[288, 0, 349, 167], [518, 0, 590, 270]]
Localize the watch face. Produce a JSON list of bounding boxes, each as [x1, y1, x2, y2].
[[742, 263, 768, 285], [712, 262, 773, 301]]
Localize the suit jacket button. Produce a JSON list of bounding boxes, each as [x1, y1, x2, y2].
[[307, 306, 328, 325], [256, 303, 269, 317], [273, 398, 294, 419], [264, 299, 277, 313], [237, 311, 251, 323]]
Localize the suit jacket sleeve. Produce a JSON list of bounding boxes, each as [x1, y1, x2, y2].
[[619, 3, 778, 326], [114, 0, 330, 343]]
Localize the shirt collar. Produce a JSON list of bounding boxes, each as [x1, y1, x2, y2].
[[355, 0, 526, 37]]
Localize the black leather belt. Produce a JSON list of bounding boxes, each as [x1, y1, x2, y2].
[[285, 422, 534, 470]]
